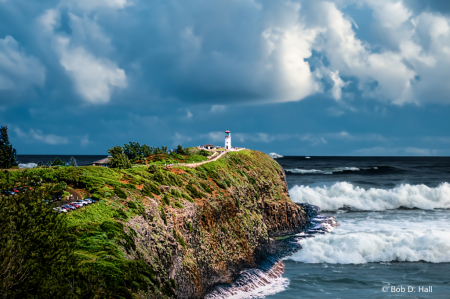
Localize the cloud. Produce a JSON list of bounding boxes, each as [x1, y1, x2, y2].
[[14, 128, 69, 145], [62, 0, 131, 12], [38, 7, 127, 104], [210, 105, 226, 113], [0, 36, 45, 91], [57, 37, 127, 104], [80, 134, 90, 146]]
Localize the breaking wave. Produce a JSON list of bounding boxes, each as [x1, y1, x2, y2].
[[289, 182, 450, 211], [286, 230, 450, 264], [285, 167, 365, 175], [205, 261, 288, 299], [18, 163, 38, 169], [269, 153, 283, 159]]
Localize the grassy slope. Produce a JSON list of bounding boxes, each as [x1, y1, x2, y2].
[[9, 150, 300, 298]]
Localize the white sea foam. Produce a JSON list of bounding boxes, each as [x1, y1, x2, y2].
[[18, 163, 38, 169], [289, 182, 450, 211], [269, 153, 283, 159], [285, 167, 361, 175], [286, 230, 450, 264], [206, 262, 288, 299]]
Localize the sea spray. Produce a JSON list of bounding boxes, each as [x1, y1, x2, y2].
[[289, 182, 450, 211]]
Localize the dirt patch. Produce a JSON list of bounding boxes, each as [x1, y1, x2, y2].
[[170, 168, 187, 175], [67, 188, 83, 200]]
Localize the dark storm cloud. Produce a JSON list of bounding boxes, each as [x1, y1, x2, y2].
[[1, 0, 450, 155]]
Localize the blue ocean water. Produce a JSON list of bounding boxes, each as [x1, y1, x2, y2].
[[267, 156, 450, 299]]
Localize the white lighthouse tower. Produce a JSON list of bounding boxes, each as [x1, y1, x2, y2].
[[225, 129, 231, 150]]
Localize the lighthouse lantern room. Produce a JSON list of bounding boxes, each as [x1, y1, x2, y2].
[[225, 129, 231, 150]]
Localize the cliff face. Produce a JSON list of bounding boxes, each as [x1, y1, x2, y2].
[[123, 150, 308, 298], [17, 150, 308, 298]]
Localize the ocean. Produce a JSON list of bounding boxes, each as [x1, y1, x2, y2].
[[267, 156, 450, 299]]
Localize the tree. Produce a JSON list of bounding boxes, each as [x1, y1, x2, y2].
[[37, 161, 43, 167], [68, 157, 78, 167], [0, 126, 17, 169], [52, 157, 65, 166], [175, 145, 187, 155], [46, 161, 52, 167], [107, 146, 132, 169], [0, 171, 78, 298]]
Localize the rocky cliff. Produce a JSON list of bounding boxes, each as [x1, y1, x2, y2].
[[18, 150, 310, 298]]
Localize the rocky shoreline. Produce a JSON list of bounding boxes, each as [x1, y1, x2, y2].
[[204, 203, 338, 298]]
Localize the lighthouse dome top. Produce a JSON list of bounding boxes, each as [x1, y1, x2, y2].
[[225, 129, 230, 133]]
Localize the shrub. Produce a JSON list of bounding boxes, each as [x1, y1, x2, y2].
[[142, 182, 160, 196], [186, 222, 193, 232], [160, 208, 167, 224], [199, 149, 209, 157], [114, 186, 127, 199], [199, 181, 213, 194], [162, 194, 171, 205], [186, 184, 204, 199], [57, 181, 67, 191]]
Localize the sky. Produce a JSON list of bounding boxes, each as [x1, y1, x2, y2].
[[1, 0, 450, 156]]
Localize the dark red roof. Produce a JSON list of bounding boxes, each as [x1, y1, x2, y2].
[[225, 129, 230, 133]]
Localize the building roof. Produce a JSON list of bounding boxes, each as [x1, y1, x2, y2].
[[225, 129, 230, 133], [92, 157, 110, 165], [201, 144, 216, 148]]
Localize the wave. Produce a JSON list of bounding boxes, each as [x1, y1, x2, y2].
[[285, 166, 375, 175], [286, 230, 450, 264], [205, 261, 288, 299], [269, 153, 283, 159], [289, 182, 450, 211], [18, 163, 38, 169]]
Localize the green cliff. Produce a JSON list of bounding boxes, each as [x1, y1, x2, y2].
[[1, 150, 309, 298]]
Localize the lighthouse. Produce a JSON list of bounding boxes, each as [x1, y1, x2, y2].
[[225, 129, 231, 150]]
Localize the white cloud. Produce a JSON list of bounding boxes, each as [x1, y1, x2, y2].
[[80, 134, 90, 146], [37, 7, 127, 104], [210, 105, 226, 113], [14, 128, 69, 145], [172, 132, 192, 146], [261, 10, 320, 102], [56, 37, 127, 104], [0, 36, 45, 91], [62, 0, 131, 11]]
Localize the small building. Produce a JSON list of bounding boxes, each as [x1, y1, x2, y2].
[[92, 157, 110, 167], [225, 129, 231, 150], [201, 144, 216, 150]]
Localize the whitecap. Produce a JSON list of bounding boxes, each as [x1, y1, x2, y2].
[[269, 153, 283, 159], [18, 163, 38, 169], [285, 230, 450, 264], [289, 182, 450, 211]]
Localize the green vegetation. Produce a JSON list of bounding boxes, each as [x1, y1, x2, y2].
[[108, 146, 132, 169], [0, 126, 17, 169], [0, 148, 294, 298], [69, 157, 78, 167]]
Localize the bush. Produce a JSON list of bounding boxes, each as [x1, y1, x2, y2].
[[186, 184, 204, 198], [114, 186, 127, 199], [199, 181, 213, 194], [186, 222, 193, 232], [199, 149, 210, 157]]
